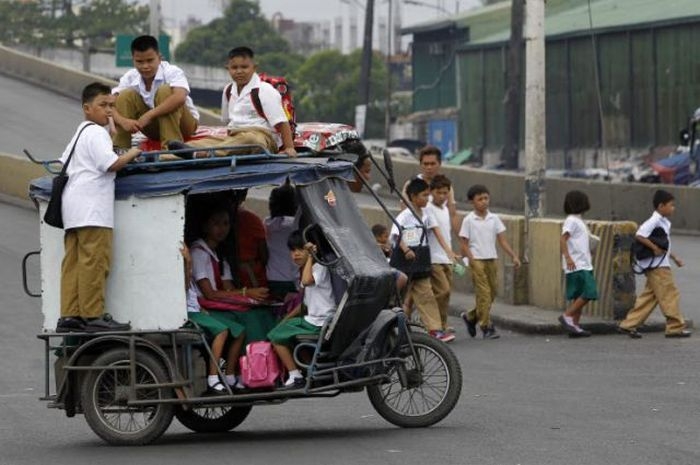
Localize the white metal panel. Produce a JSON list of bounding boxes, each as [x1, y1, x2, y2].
[[38, 195, 188, 331]]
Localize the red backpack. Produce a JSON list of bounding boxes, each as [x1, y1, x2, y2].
[[225, 72, 296, 133]]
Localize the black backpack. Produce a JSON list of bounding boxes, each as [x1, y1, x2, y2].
[[631, 227, 668, 273]]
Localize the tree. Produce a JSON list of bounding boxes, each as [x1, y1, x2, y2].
[[175, 0, 291, 67], [0, 0, 148, 52], [293, 49, 388, 138]]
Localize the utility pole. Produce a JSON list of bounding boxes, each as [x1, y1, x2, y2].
[[524, 0, 546, 219], [357, 0, 375, 138], [149, 0, 160, 37], [384, 0, 393, 145], [503, 0, 524, 170]]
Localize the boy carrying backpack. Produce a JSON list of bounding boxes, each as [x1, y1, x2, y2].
[[168, 46, 297, 157]]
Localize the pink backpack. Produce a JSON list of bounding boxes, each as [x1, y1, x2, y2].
[[239, 341, 282, 388]]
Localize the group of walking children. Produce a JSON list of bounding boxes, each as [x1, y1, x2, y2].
[[557, 188, 690, 339]]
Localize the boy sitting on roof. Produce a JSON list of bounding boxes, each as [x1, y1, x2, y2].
[[169, 46, 297, 158]]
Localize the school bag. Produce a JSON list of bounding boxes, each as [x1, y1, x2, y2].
[[239, 341, 282, 389], [224, 72, 296, 133], [631, 226, 668, 274]]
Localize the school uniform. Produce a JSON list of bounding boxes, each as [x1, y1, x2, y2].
[[60, 122, 119, 319], [185, 283, 241, 338], [267, 263, 335, 346], [265, 215, 299, 298], [562, 214, 598, 301], [425, 201, 453, 328], [112, 61, 199, 148], [619, 211, 686, 334], [190, 239, 245, 338], [390, 207, 443, 332], [459, 210, 505, 329], [220, 73, 288, 151]]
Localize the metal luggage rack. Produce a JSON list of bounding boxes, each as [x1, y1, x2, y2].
[[23, 144, 301, 176]]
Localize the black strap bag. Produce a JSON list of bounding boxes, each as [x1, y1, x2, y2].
[[631, 226, 669, 273], [44, 123, 94, 229], [389, 227, 432, 280]]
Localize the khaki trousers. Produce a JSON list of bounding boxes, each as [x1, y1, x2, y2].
[[113, 84, 198, 149], [619, 267, 685, 334], [185, 127, 278, 155], [467, 259, 498, 329], [60, 227, 113, 319], [407, 277, 443, 331], [431, 264, 453, 328]]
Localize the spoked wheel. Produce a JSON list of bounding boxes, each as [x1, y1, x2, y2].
[[366, 332, 462, 428], [175, 404, 252, 433], [80, 348, 174, 445]]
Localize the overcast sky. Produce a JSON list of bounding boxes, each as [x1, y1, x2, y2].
[[156, 0, 482, 29]]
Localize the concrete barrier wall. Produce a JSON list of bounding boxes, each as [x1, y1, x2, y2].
[[0, 152, 46, 201], [388, 157, 700, 233], [527, 217, 637, 319]]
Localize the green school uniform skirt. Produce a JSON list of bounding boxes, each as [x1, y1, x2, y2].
[[267, 317, 321, 347], [218, 307, 278, 345]]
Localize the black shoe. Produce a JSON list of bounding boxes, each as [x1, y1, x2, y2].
[[558, 315, 578, 334], [204, 381, 228, 396], [84, 314, 131, 332], [482, 326, 500, 340], [56, 317, 86, 333], [166, 140, 195, 159], [617, 326, 642, 339], [278, 377, 305, 390], [461, 312, 477, 338], [569, 329, 592, 338], [665, 330, 692, 338]]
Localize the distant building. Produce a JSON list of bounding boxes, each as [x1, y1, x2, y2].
[[271, 13, 332, 56]]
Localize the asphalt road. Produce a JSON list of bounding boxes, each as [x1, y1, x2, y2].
[[2, 201, 700, 465], [0, 74, 83, 159]]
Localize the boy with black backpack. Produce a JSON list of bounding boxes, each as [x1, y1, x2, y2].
[[617, 190, 691, 338]]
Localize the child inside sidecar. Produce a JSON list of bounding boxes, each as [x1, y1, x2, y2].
[[28, 152, 462, 446]]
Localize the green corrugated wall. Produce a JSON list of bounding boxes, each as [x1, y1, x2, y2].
[[455, 21, 700, 153]]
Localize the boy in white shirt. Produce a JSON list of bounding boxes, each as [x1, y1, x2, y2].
[[268, 231, 336, 389], [425, 174, 456, 332], [170, 46, 297, 158], [617, 190, 691, 338], [459, 184, 521, 340], [391, 178, 457, 343], [112, 35, 199, 150], [56, 83, 142, 333]]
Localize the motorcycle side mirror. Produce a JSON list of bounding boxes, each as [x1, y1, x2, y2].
[[383, 149, 396, 191], [680, 128, 690, 146]]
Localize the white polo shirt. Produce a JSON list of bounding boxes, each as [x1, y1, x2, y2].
[[425, 201, 452, 264], [303, 263, 336, 327], [220, 73, 288, 147], [458, 211, 506, 259], [113, 61, 200, 121], [390, 207, 436, 248], [190, 239, 233, 296], [60, 122, 119, 229], [561, 214, 593, 273], [636, 211, 672, 269]]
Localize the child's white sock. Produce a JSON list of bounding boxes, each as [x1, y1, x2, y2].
[[207, 375, 220, 387], [562, 315, 575, 326], [225, 374, 237, 386], [288, 369, 302, 380]]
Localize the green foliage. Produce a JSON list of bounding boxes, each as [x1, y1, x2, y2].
[[175, 0, 290, 67], [293, 49, 388, 138], [256, 51, 306, 77], [0, 0, 148, 50]]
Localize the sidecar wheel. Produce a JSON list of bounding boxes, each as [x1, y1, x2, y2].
[[366, 332, 462, 428]]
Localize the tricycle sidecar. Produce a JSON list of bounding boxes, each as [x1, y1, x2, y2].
[[27, 153, 462, 445]]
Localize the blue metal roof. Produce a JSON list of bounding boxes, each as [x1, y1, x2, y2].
[[29, 158, 355, 201]]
